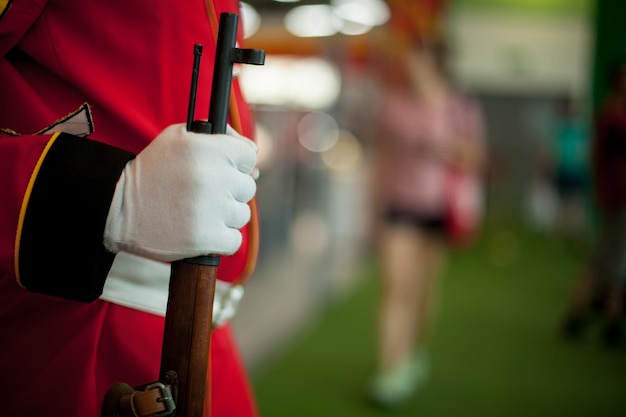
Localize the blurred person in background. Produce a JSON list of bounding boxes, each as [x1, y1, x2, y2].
[[548, 96, 590, 244], [562, 56, 626, 347], [525, 96, 589, 241], [368, 39, 486, 408]]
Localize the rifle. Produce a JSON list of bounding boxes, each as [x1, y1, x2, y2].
[[101, 12, 265, 417]]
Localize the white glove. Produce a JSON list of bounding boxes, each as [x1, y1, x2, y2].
[[104, 123, 257, 261]]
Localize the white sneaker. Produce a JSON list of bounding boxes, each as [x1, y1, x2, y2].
[[369, 350, 430, 408]]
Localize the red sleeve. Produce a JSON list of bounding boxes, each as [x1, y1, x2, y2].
[[0, 132, 134, 302]]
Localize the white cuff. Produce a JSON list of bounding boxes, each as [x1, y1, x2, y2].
[[100, 252, 243, 326]]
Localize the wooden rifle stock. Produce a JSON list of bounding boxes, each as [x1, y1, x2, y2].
[[160, 257, 218, 417], [159, 12, 265, 417]]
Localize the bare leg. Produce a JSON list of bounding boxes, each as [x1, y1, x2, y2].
[[377, 222, 425, 371], [415, 235, 445, 348], [370, 222, 445, 407]]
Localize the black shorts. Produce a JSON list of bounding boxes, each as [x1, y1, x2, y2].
[[555, 171, 585, 198], [384, 208, 446, 234]]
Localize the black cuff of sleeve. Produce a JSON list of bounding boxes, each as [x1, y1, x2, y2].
[[18, 133, 135, 302]]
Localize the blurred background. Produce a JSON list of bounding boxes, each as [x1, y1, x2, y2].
[[229, 0, 626, 416]]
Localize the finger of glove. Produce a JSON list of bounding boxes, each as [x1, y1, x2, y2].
[[125, 230, 242, 260], [156, 124, 256, 173], [124, 215, 245, 260], [184, 146, 256, 206], [171, 131, 251, 179], [204, 227, 243, 256], [226, 124, 258, 152], [209, 133, 258, 174], [228, 172, 256, 203], [222, 200, 252, 229]]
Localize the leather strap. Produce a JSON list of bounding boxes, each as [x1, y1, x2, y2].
[[101, 382, 175, 417]]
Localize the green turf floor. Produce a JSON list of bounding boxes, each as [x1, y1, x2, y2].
[[251, 227, 626, 417]]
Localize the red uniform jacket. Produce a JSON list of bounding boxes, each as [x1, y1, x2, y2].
[[0, 0, 259, 416]]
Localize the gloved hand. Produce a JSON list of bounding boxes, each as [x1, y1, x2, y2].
[[104, 123, 257, 261]]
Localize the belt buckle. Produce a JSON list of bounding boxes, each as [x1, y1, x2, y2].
[[145, 382, 176, 417]]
